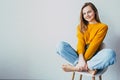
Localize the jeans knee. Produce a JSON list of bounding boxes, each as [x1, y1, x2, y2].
[[58, 41, 69, 48], [103, 49, 116, 62], [106, 49, 116, 58], [56, 41, 69, 53]]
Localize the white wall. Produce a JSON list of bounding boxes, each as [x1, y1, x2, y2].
[[0, 0, 119, 80]]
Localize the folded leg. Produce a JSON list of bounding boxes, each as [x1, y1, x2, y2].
[[87, 49, 116, 70], [56, 41, 79, 66]]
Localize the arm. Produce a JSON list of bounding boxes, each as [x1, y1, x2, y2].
[[84, 25, 108, 60], [76, 25, 87, 71], [75, 54, 88, 71], [76, 25, 85, 54]]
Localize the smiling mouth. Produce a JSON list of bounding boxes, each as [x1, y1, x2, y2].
[[86, 18, 91, 20], [86, 16, 91, 19]]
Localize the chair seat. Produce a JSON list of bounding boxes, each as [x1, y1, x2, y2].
[[76, 68, 108, 77], [72, 68, 108, 80]]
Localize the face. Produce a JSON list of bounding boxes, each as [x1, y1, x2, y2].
[[82, 5, 96, 23]]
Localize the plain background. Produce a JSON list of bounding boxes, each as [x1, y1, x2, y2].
[[0, 0, 120, 80]]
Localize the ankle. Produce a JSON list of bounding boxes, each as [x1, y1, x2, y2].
[[88, 69, 97, 75]]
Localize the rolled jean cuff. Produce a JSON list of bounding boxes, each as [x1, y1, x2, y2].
[[73, 58, 79, 66]]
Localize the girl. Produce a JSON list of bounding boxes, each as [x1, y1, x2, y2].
[[56, 2, 116, 75]]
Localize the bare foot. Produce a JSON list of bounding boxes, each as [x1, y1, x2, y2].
[[88, 69, 97, 75], [62, 64, 81, 72]]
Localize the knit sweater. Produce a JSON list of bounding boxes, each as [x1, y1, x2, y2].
[[76, 23, 108, 60]]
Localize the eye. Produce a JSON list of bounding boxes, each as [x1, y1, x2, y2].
[[83, 12, 86, 15], [87, 10, 92, 13]]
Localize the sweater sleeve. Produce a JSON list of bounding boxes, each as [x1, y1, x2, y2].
[[76, 25, 85, 54], [84, 25, 108, 60]]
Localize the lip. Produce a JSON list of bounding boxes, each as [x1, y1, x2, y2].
[[85, 17, 91, 20]]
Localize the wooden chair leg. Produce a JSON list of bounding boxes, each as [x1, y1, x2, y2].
[[79, 74, 82, 80], [72, 72, 75, 80], [99, 75, 102, 80], [92, 77, 95, 80]]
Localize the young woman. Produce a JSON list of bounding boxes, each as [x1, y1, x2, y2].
[[56, 2, 116, 74]]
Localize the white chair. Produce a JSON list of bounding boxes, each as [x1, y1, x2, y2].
[[72, 68, 108, 80]]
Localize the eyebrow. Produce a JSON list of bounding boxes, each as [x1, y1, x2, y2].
[[83, 9, 92, 13]]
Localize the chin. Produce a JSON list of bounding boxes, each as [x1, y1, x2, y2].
[[86, 19, 93, 22], [86, 20, 92, 22]]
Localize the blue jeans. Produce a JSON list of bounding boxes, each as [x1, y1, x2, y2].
[[56, 41, 116, 70]]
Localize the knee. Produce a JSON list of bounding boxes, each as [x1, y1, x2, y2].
[[56, 41, 69, 53], [105, 49, 116, 58], [102, 49, 116, 61], [57, 41, 69, 49]]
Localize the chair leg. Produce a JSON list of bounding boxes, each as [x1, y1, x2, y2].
[[79, 74, 82, 80], [99, 75, 102, 80], [72, 72, 75, 80], [92, 77, 95, 80]]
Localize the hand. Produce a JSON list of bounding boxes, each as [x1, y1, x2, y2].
[[75, 61, 88, 71], [75, 54, 88, 71]]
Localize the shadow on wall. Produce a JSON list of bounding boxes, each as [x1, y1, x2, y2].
[[112, 35, 120, 73]]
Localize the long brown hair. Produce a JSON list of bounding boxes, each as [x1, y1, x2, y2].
[[80, 2, 101, 33]]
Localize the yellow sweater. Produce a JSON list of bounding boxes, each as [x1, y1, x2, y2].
[[76, 23, 108, 60]]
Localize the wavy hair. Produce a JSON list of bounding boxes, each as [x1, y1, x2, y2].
[[80, 2, 101, 33]]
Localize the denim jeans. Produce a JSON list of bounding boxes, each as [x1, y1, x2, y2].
[[56, 41, 116, 70]]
